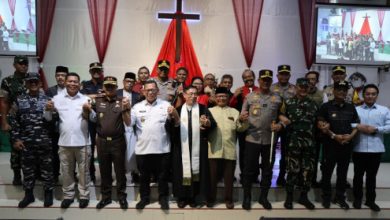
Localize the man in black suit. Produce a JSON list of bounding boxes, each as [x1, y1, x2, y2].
[[46, 66, 69, 182], [116, 72, 141, 183]]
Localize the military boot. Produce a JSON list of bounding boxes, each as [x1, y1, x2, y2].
[[18, 189, 35, 208], [298, 192, 315, 210], [258, 189, 272, 209], [284, 192, 293, 209], [44, 190, 53, 207]]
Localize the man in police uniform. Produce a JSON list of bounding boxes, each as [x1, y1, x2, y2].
[[0, 55, 29, 185], [93, 76, 130, 209], [80, 62, 104, 183], [317, 80, 359, 210], [153, 60, 176, 102], [270, 65, 296, 186], [279, 78, 318, 210], [241, 69, 283, 210], [11, 72, 54, 208], [323, 65, 353, 103]]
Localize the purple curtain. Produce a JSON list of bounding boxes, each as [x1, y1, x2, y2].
[[232, 0, 264, 68]]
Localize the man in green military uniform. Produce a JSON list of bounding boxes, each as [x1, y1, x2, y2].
[[0, 55, 29, 185], [270, 65, 296, 186], [279, 78, 318, 210]]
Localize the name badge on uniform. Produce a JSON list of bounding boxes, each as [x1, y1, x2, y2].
[[252, 104, 260, 115], [99, 112, 104, 118]]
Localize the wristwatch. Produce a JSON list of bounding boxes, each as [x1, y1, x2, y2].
[[331, 133, 336, 139]]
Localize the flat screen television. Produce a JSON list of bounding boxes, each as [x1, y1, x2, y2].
[[315, 3, 390, 66], [0, 0, 36, 56]]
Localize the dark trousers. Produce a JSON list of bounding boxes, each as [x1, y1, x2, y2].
[[321, 144, 352, 200], [136, 153, 170, 200], [242, 142, 274, 190], [312, 140, 322, 183], [237, 132, 246, 177], [209, 159, 235, 202], [278, 131, 287, 178], [88, 122, 96, 176], [96, 136, 127, 200], [21, 142, 53, 191], [51, 132, 60, 178], [353, 152, 382, 203]]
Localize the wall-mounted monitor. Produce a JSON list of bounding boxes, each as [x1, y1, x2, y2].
[[0, 0, 36, 56], [315, 4, 390, 66]]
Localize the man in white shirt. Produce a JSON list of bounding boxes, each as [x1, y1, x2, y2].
[[45, 72, 96, 209], [131, 80, 179, 210]]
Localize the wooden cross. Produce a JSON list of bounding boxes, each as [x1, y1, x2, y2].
[[158, 0, 200, 62]]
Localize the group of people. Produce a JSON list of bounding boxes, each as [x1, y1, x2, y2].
[[0, 55, 389, 212]]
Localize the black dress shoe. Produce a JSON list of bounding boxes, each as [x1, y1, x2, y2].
[[96, 199, 112, 209], [79, 199, 89, 208], [242, 197, 251, 210], [119, 199, 128, 210], [365, 202, 381, 212], [159, 197, 169, 210], [259, 198, 272, 210], [177, 200, 187, 208], [333, 198, 349, 210], [322, 199, 331, 209], [136, 199, 150, 210], [353, 200, 362, 209], [61, 199, 74, 209]]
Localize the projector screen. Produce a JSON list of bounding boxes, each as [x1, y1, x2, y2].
[[0, 0, 36, 56], [315, 4, 390, 66]]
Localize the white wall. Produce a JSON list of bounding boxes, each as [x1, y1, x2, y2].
[[1, 0, 389, 106]]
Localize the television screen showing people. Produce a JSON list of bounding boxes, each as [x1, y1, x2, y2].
[[315, 4, 390, 65], [0, 0, 36, 55]]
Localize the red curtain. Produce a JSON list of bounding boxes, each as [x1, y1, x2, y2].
[[298, 0, 316, 69], [377, 10, 385, 42], [151, 19, 203, 86], [37, 0, 57, 90], [232, 0, 263, 68], [8, 0, 17, 31], [341, 10, 346, 37], [350, 11, 356, 28], [87, 0, 117, 63]]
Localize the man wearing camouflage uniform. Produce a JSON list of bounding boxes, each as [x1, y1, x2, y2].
[[11, 73, 54, 208], [279, 78, 318, 210], [270, 65, 296, 186], [0, 55, 29, 185]]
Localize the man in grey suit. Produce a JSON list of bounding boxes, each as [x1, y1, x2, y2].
[[46, 66, 68, 182]]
